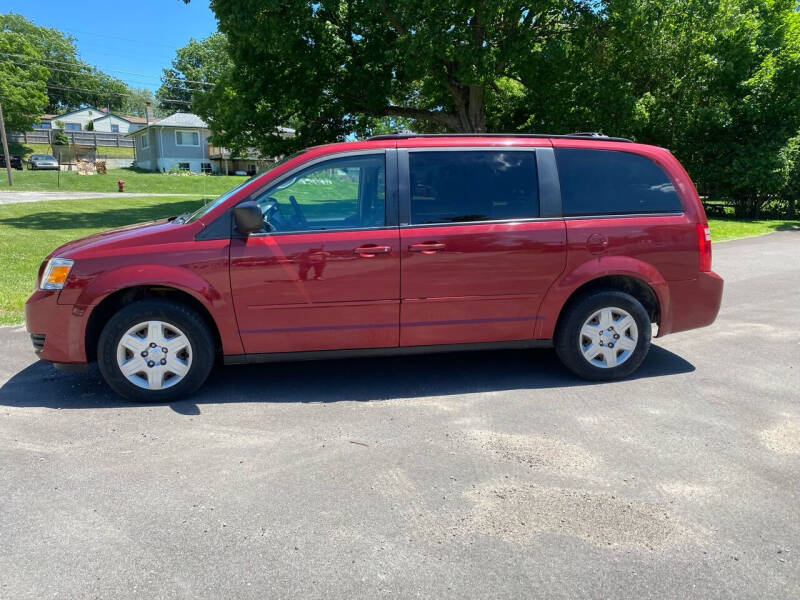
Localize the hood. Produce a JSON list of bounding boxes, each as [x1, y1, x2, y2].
[[48, 218, 184, 259]]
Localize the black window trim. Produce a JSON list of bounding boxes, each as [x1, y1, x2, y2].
[[398, 146, 562, 228], [202, 148, 394, 240]]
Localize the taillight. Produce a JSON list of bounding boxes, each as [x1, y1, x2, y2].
[[697, 223, 712, 272]]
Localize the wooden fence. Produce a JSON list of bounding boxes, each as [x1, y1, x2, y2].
[[9, 130, 134, 148]]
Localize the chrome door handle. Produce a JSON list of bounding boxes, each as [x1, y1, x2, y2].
[[354, 245, 392, 257], [408, 242, 445, 254]]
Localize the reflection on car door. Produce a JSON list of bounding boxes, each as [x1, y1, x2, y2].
[[229, 151, 401, 354]]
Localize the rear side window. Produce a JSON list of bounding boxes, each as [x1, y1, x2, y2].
[[556, 149, 682, 216], [409, 151, 538, 224]]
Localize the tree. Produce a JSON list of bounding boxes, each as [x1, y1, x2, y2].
[[521, 0, 800, 216], [156, 33, 231, 113], [120, 87, 164, 118], [195, 0, 594, 154], [0, 29, 48, 132], [0, 13, 129, 113]]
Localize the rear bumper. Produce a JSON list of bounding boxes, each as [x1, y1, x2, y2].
[[25, 290, 89, 364], [659, 271, 724, 336]]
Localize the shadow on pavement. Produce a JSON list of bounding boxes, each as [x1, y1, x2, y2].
[[0, 345, 694, 413]]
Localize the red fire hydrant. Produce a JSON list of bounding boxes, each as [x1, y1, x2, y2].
[[117, 180, 125, 192]]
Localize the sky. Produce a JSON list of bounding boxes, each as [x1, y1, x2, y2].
[[4, 0, 219, 92]]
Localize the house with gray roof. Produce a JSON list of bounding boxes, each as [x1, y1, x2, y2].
[[127, 112, 214, 174], [127, 111, 295, 175]]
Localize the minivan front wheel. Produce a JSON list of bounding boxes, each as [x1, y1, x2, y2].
[[97, 299, 215, 402], [555, 290, 651, 380]]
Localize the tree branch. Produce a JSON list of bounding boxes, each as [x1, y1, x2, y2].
[[380, 105, 459, 129], [379, 2, 408, 36]]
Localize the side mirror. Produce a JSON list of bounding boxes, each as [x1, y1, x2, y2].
[[233, 201, 263, 235]]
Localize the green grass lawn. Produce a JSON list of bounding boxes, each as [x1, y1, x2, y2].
[[708, 218, 800, 241], [0, 167, 248, 196], [0, 195, 206, 325]]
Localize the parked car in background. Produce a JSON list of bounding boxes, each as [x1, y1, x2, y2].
[[25, 133, 724, 402], [0, 153, 23, 170], [27, 154, 59, 170]]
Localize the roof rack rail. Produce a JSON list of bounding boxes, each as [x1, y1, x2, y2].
[[366, 132, 633, 143]]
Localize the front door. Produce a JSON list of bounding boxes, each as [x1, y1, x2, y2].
[[230, 151, 400, 354], [399, 148, 567, 346]]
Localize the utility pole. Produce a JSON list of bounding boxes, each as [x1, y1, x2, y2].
[[0, 103, 13, 187]]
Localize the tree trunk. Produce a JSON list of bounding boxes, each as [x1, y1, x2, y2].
[[444, 81, 487, 132]]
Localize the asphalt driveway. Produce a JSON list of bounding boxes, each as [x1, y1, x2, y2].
[[1, 232, 798, 599]]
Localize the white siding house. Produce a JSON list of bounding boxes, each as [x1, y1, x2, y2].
[[38, 106, 147, 134], [90, 114, 145, 134], [45, 107, 106, 131]]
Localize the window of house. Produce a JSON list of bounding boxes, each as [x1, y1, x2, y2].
[[408, 151, 539, 224], [111, 124, 119, 133], [178, 163, 191, 171], [556, 149, 683, 216], [201, 162, 212, 174], [140, 134, 149, 149], [175, 130, 200, 146], [64, 123, 81, 131], [34, 122, 52, 130], [252, 154, 386, 233]]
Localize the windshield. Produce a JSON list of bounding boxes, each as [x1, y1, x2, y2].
[[184, 150, 307, 224], [33, 155, 55, 160]]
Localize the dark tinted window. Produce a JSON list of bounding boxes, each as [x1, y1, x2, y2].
[[556, 149, 682, 216], [409, 151, 538, 224]]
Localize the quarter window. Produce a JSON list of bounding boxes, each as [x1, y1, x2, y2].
[[175, 130, 199, 146], [253, 154, 385, 232], [556, 149, 683, 216], [408, 151, 539, 224]]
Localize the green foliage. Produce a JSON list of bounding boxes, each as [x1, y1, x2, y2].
[[0, 28, 48, 132], [182, 0, 800, 214], [52, 129, 68, 145], [199, 0, 595, 155], [157, 33, 231, 114], [0, 13, 130, 113], [120, 87, 164, 119]]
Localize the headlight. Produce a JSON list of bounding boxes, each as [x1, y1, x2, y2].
[[40, 258, 74, 290]]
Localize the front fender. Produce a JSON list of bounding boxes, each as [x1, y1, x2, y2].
[[69, 263, 245, 357], [534, 255, 671, 339], [73, 264, 223, 310]]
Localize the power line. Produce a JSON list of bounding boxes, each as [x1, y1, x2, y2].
[[0, 52, 216, 87], [52, 26, 185, 51], [4, 58, 214, 94], [44, 83, 192, 105]]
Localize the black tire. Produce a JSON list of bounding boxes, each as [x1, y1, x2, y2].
[[555, 289, 651, 381], [97, 299, 215, 402]]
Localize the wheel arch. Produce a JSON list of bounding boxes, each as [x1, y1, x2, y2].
[[84, 285, 223, 362], [551, 275, 661, 344]]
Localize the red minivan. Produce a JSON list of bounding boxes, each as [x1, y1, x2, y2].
[[26, 134, 723, 401]]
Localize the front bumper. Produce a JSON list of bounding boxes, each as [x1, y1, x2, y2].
[[25, 290, 89, 364]]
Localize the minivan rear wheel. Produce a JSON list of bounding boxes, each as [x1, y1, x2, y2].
[[97, 299, 215, 402], [555, 290, 651, 380]]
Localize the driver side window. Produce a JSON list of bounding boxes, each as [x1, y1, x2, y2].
[[255, 153, 386, 232]]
